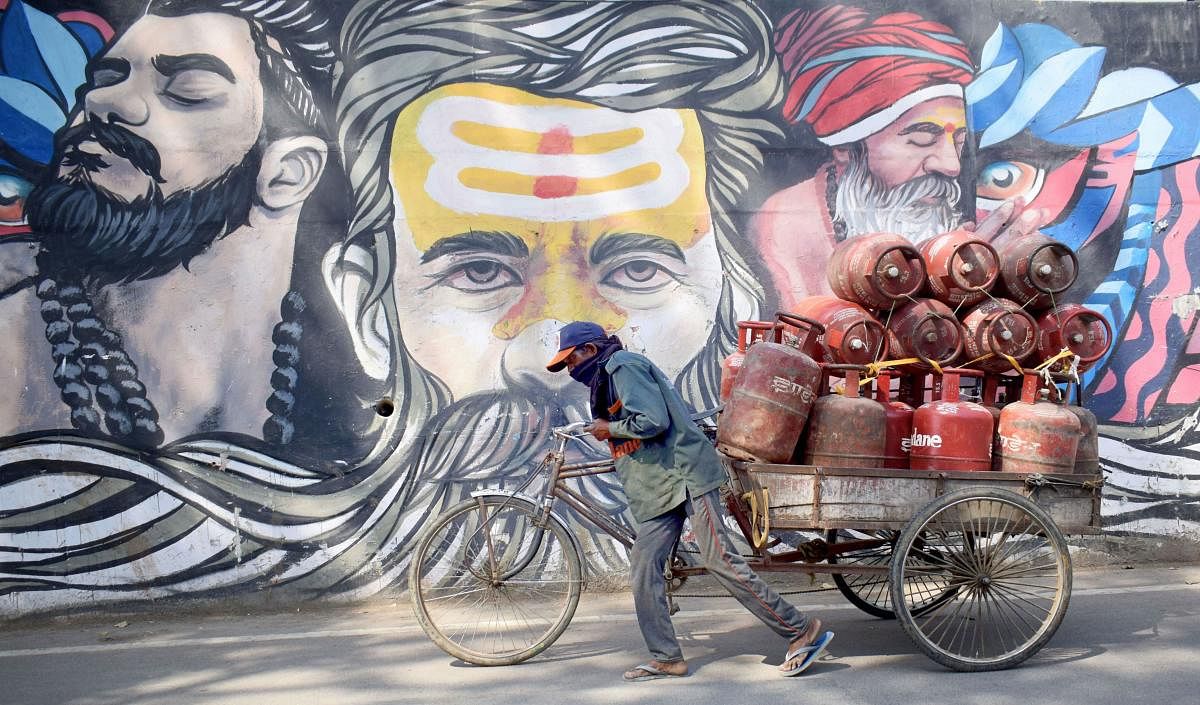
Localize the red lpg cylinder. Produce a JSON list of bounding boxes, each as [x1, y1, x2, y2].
[[827, 233, 927, 309], [789, 296, 888, 366], [720, 320, 775, 401], [717, 313, 825, 463], [960, 298, 1038, 372], [1053, 376, 1099, 475], [998, 233, 1078, 309], [919, 229, 1000, 307], [886, 298, 964, 370], [1036, 304, 1113, 372], [909, 368, 994, 472], [995, 371, 1081, 473], [802, 365, 887, 468], [874, 372, 913, 469]]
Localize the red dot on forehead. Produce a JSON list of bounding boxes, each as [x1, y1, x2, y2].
[[943, 123, 958, 134], [538, 125, 574, 154], [533, 175, 579, 198]]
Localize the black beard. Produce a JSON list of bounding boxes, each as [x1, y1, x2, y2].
[[26, 147, 262, 285]]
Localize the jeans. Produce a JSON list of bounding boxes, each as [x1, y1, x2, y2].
[[629, 487, 811, 663]]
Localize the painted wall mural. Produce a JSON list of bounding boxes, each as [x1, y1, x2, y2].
[[0, 0, 1196, 616]]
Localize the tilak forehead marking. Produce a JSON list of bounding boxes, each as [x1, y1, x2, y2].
[[399, 86, 698, 222]]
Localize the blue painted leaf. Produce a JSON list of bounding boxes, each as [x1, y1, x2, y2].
[[64, 20, 108, 57], [0, 0, 88, 109], [0, 75, 66, 130], [64, 21, 107, 57], [0, 94, 57, 165], [23, 1, 90, 109]]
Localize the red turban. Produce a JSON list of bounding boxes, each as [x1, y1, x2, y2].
[[776, 5, 973, 145]]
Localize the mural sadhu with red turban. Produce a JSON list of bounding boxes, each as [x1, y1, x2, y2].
[[752, 4, 975, 308]]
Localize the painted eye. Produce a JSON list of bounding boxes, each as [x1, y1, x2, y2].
[[0, 173, 32, 225], [439, 260, 522, 292], [601, 259, 678, 292], [163, 71, 227, 106], [977, 161, 1045, 203]]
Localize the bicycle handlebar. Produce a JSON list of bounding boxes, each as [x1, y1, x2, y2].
[[555, 407, 720, 435], [552, 421, 589, 437]]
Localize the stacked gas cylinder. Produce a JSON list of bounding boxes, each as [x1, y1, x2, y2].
[[715, 231, 1111, 475]]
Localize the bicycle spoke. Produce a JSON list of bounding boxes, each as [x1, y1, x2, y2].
[[988, 532, 1052, 575], [986, 580, 1056, 613], [988, 583, 1040, 641]]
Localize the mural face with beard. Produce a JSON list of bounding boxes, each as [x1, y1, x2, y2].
[[835, 96, 966, 243], [26, 12, 266, 284], [384, 83, 725, 410], [750, 6, 974, 309], [28, 118, 260, 285]]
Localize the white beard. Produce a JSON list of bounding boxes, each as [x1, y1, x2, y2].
[[835, 152, 962, 243]]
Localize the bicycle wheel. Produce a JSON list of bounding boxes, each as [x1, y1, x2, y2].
[[827, 529, 960, 620], [890, 488, 1072, 671], [408, 495, 583, 666]]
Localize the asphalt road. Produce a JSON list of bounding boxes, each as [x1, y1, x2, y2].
[[2, 565, 1197, 705]]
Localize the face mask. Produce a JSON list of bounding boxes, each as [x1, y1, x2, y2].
[[568, 350, 603, 387]]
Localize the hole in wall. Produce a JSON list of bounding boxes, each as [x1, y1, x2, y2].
[[374, 398, 395, 417]]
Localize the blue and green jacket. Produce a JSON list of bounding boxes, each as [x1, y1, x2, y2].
[[600, 351, 725, 523]]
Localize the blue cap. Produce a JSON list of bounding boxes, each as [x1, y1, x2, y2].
[[546, 321, 608, 372]]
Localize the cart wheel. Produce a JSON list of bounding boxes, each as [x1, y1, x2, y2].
[[890, 488, 1072, 672], [827, 529, 960, 620]]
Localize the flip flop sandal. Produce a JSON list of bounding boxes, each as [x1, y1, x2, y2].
[[779, 631, 835, 677], [623, 663, 688, 682]]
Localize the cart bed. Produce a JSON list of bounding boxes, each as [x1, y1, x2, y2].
[[728, 461, 1103, 534]]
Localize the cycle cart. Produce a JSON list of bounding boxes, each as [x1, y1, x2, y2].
[[407, 421, 1103, 672]]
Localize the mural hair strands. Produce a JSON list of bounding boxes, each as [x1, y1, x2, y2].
[[826, 163, 848, 242]]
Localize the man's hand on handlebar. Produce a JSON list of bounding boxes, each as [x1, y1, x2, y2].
[[586, 419, 612, 441]]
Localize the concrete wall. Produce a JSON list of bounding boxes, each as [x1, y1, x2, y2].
[[0, 0, 1197, 616]]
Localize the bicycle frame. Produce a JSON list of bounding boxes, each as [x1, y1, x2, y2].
[[488, 422, 891, 583], [536, 425, 881, 573], [459, 425, 631, 584], [535, 424, 636, 549]]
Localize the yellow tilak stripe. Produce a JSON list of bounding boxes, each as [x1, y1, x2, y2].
[[458, 162, 663, 197], [450, 122, 644, 154]]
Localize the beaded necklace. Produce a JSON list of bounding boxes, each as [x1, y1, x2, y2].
[[825, 163, 848, 242]]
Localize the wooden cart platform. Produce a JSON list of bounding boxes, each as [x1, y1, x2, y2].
[[726, 461, 1103, 534]]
